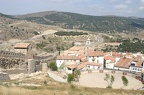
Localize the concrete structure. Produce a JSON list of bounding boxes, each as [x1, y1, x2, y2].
[[14, 43, 33, 59], [28, 59, 35, 74]]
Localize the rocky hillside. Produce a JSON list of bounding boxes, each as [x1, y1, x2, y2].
[[15, 11, 144, 32], [0, 13, 60, 40]]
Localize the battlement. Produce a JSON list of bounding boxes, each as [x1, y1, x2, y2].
[[0, 50, 25, 59]]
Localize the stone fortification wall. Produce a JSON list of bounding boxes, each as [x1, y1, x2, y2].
[[42, 63, 48, 73], [28, 59, 35, 74], [0, 72, 10, 81], [0, 50, 25, 59]]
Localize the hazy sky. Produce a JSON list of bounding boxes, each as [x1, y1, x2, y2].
[[0, 0, 144, 17]]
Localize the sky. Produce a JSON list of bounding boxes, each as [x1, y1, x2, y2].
[[0, 0, 144, 17]]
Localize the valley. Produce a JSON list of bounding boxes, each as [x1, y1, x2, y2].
[[0, 11, 144, 95]]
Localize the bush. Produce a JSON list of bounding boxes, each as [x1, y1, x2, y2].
[[54, 31, 88, 36], [49, 62, 58, 71], [67, 74, 74, 83], [121, 76, 128, 88]]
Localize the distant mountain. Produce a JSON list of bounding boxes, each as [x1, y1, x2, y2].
[[15, 11, 144, 32]]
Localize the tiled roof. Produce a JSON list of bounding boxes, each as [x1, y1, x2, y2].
[[67, 64, 77, 69], [57, 55, 80, 60], [88, 50, 104, 57], [104, 56, 115, 62], [78, 54, 86, 59], [112, 52, 123, 57], [81, 58, 87, 62], [14, 43, 30, 49], [77, 63, 87, 70], [135, 60, 144, 68], [77, 62, 102, 70], [115, 57, 132, 68], [69, 46, 84, 51], [104, 52, 111, 56]]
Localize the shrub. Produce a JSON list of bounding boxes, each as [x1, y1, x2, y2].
[[121, 76, 128, 88], [67, 74, 74, 83], [49, 62, 58, 71]]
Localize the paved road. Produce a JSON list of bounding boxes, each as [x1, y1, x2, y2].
[[94, 34, 104, 46]]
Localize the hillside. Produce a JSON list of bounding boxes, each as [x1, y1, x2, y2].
[[0, 13, 61, 41], [15, 11, 144, 32]]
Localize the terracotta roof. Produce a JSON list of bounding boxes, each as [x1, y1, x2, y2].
[[88, 50, 104, 57], [135, 60, 144, 68], [104, 56, 115, 62], [112, 52, 123, 57], [57, 55, 80, 60], [77, 63, 87, 70], [104, 52, 111, 56], [81, 58, 87, 62], [78, 50, 84, 55], [77, 62, 102, 70], [67, 64, 77, 69], [14, 43, 30, 49], [115, 57, 132, 68], [69, 46, 84, 51], [78, 54, 86, 59]]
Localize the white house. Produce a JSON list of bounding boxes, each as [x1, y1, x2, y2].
[[129, 60, 144, 73], [88, 50, 104, 69], [114, 57, 132, 71], [104, 56, 115, 69], [77, 62, 103, 71], [56, 55, 80, 68]]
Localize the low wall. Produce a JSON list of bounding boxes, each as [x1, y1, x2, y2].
[[0, 72, 10, 81]]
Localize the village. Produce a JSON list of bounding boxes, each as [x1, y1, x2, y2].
[[56, 38, 144, 74], [0, 33, 144, 90]]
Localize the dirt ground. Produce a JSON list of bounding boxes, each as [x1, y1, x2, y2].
[[75, 71, 143, 90]]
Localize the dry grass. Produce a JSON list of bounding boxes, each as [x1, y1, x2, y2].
[[0, 83, 144, 95], [0, 74, 144, 95]]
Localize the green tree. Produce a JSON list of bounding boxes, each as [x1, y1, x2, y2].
[[49, 62, 58, 71], [67, 74, 74, 83], [73, 69, 81, 81], [104, 73, 115, 88], [121, 76, 128, 88]]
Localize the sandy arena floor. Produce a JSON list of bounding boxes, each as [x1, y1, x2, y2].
[[75, 71, 143, 90]]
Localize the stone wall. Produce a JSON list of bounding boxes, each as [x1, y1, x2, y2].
[[0, 50, 25, 59], [0, 72, 10, 81], [28, 59, 35, 74], [42, 63, 48, 73]]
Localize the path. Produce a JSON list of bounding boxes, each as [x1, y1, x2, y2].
[[47, 71, 67, 83]]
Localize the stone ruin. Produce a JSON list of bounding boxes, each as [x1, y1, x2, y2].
[[42, 63, 48, 74], [28, 59, 35, 74], [0, 72, 10, 81], [0, 50, 50, 81], [28, 59, 48, 74]]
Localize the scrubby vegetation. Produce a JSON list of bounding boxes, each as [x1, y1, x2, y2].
[[117, 38, 144, 53], [102, 36, 144, 53], [121, 76, 129, 88], [54, 31, 88, 36], [48, 62, 58, 71], [104, 73, 115, 88], [17, 11, 144, 32]]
